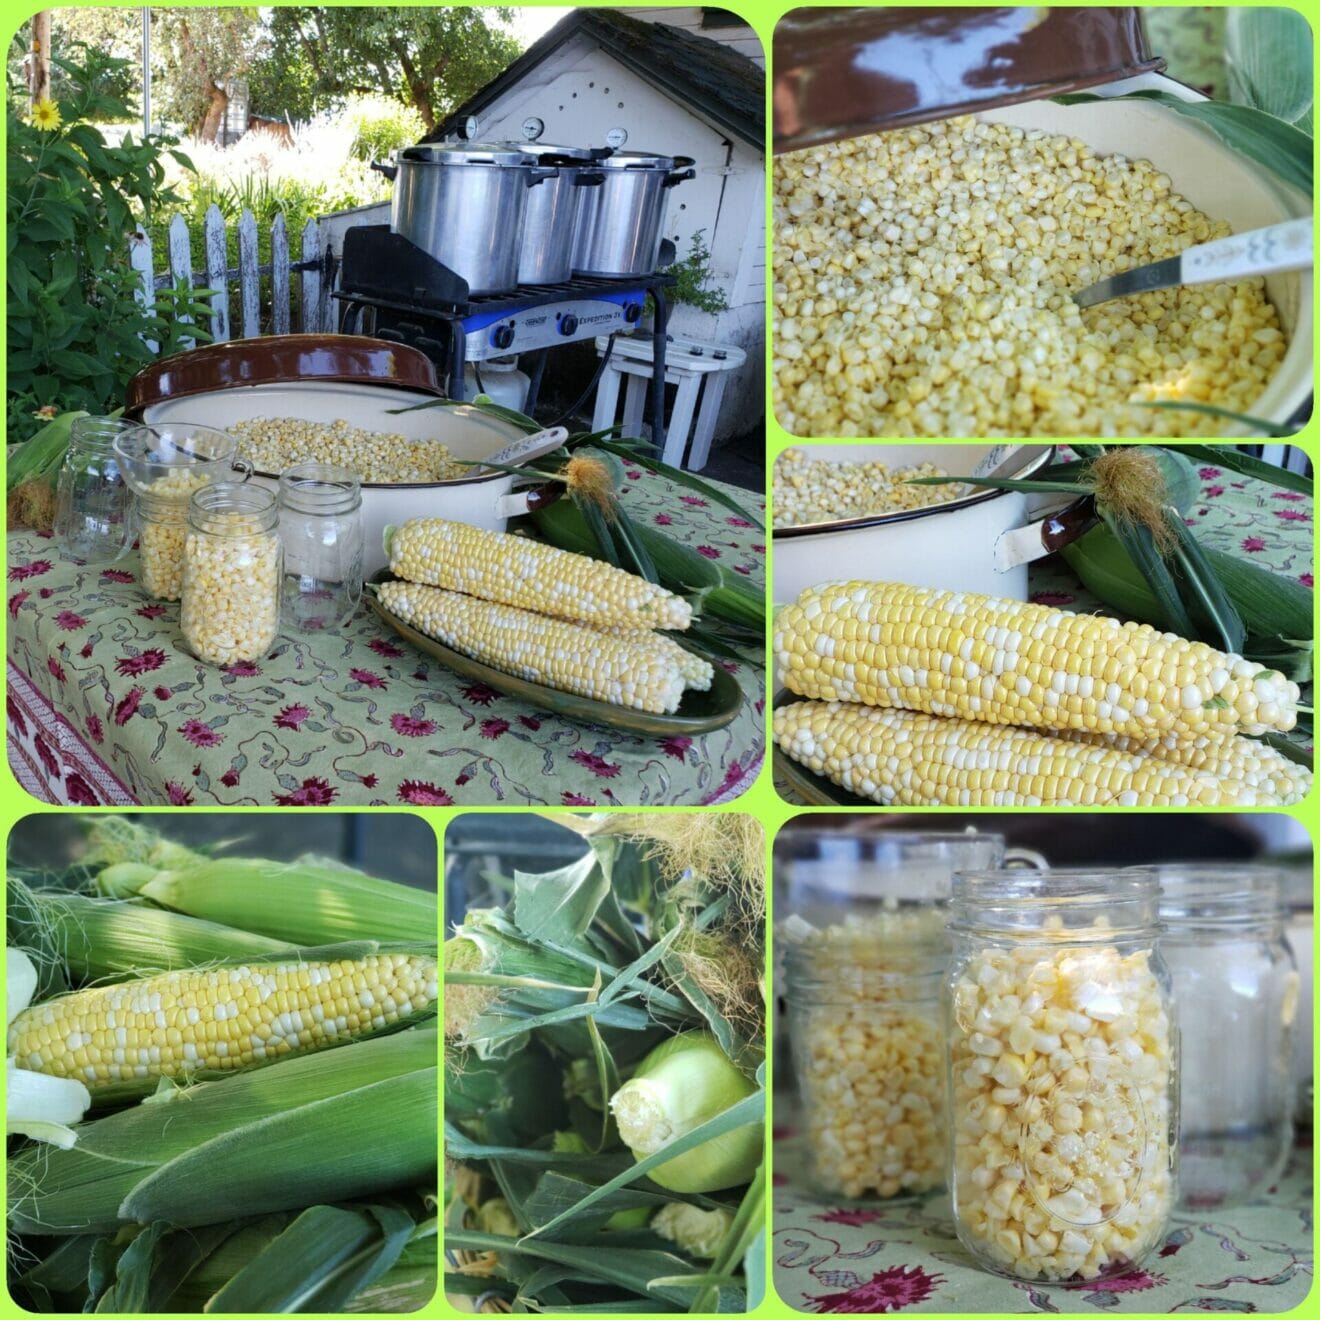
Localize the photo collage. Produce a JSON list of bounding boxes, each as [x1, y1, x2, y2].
[[1, 3, 1315, 1316]]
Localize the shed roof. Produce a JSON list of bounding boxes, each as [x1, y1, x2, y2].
[[427, 8, 764, 150]]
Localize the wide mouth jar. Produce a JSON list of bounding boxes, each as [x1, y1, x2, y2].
[[278, 462, 362, 517], [188, 481, 279, 536], [949, 869, 1161, 943], [1153, 864, 1287, 937]]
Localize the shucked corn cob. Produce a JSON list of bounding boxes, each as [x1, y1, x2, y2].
[[774, 701, 1272, 806], [388, 518, 692, 631], [775, 580, 1300, 740], [377, 579, 709, 713], [7, 952, 438, 1093]]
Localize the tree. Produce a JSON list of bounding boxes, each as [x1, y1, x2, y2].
[[263, 7, 520, 131], [155, 8, 264, 140]]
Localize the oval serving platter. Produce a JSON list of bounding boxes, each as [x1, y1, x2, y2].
[[772, 691, 874, 806], [366, 572, 744, 736]]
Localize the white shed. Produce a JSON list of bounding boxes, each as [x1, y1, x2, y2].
[[428, 8, 766, 447]]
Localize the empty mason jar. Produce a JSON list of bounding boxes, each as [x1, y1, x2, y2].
[[181, 483, 282, 666], [53, 416, 136, 562], [946, 870, 1177, 1283], [1156, 864, 1297, 1208], [778, 831, 1013, 1201], [278, 462, 364, 631]]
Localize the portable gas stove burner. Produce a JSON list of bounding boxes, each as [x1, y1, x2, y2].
[[334, 226, 675, 442]]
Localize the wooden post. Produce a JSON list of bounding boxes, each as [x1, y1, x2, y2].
[[28, 11, 51, 109]]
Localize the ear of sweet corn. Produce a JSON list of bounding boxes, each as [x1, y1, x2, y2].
[[774, 700, 1270, 806], [775, 580, 1300, 740], [377, 580, 703, 714], [6, 1025, 438, 1236], [95, 857, 436, 945], [7, 948, 438, 1097], [387, 517, 693, 631]]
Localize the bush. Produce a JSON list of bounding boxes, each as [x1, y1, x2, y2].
[[6, 49, 214, 443], [343, 94, 425, 163]]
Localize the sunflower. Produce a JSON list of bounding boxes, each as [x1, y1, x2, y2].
[[29, 98, 61, 132]]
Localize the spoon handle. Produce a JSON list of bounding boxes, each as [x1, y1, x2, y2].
[[1181, 217, 1313, 284]]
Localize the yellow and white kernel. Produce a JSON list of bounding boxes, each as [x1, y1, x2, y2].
[[181, 512, 281, 665], [231, 417, 462, 485], [773, 449, 963, 528], [774, 118, 1287, 437], [139, 469, 212, 601], [948, 937, 1174, 1281], [5, 952, 438, 1089]]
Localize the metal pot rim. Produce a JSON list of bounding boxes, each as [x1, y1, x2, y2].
[[399, 142, 537, 167]]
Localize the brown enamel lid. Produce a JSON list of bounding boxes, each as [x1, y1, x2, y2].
[[125, 335, 443, 417], [773, 6, 1165, 153]]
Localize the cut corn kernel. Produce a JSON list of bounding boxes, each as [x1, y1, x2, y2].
[[775, 580, 1299, 739], [773, 701, 1271, 806], [389, 518, 692, 631], [774, 117, 1286, 438], [181, 512, 281, 665], [772, 449, 961, 527], [376, 579, 707, 713], [138, 470, 211, 601], [232, 417, 462, 484], [6, 952, 438, 1091]]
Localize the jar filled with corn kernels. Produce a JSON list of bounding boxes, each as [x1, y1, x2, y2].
[[778, 830, 1024, 1201], [181, 483, 282, 666], [1155, 865, 1297, 1209], [137, 469, 215, 601], [945, 870, 1177, 1284]]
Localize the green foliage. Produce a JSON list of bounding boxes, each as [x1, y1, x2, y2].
[[6, 48, 215, 444], [344, 94, 426, 163], [659, 231, 730, 315], [1226, 8, 1313, 135]]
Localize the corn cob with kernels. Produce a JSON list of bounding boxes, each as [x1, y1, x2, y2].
[[775, 580, 1300, 740], [376, 579, 701, 713], [7, 951, 437, 1093], [774, 701, 1274, 806], [388, 518, 692, 631]]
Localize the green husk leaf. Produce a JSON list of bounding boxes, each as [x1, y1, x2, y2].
[[588, 439, 764, 530], [1100, 507, 1199, 641], [1226, 8, 1314, 129], [689, 1164, 765, 1313], [1159, 444, 1313, 494], [1169, 515, 1247, 654], [513, 850, 611, 946], [1134, 400, 1294, 437]]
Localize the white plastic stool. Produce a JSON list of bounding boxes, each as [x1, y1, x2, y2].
[[591, 334, 747, 471]]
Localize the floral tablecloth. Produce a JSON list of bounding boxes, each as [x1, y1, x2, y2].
[[775, 456, 1314, 802], [773, 1118, 1313, 1314], [6, 470, 766, 807]]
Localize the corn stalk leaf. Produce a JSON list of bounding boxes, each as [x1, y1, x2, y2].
[[1134, 400, 1294, 438]]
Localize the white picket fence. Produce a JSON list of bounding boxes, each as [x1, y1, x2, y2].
[[128, 204, 335, 351]]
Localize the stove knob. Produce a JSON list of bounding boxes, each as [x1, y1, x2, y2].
[[559, 314, 579, 336], [491, 324, 515, 350], [624, 303, 642, 324]]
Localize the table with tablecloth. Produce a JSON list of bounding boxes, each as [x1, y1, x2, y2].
[[775, 458, 1314, 802], [772, 1116, 1313, 1314], [7, 468, 766, 808]]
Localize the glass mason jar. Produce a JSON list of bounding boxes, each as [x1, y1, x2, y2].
[[1156, 865, 1297, 1208], [278, 462, 364, 631], [181, 482, 282, 666], [778, 831, 1014, 1201], [946, 870, 1177, 1284], [53, 416, 136, 563]]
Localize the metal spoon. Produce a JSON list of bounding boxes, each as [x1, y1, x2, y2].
[[1073, 217, 1313, 309]]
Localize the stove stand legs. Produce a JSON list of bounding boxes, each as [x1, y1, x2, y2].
[[651, 287, 669, 460]]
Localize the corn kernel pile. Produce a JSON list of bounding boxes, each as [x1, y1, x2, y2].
[[774, 117, 1288, 437], [949, 932, 1174, 1281], [232, 417, 463, 484], [772, 449, 962, 528], [786, 909, 947, 1199], [138, 469, 212, 601], [181, 512, 281, 665]]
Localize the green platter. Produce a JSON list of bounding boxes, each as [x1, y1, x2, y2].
[[365, 571, 744, 736]]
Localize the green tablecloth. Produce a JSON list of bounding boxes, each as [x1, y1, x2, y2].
[[7, 469, 766, 807], [775, 458, 1314, 802], [773, 1117, 1313, 1314]]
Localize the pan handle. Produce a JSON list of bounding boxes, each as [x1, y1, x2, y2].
[[369, 157, 398, 182], [494, 482, 562, 518], [526, 166, 559, 187], [663, 167, 696, 189], [573, 171, 605, 186]]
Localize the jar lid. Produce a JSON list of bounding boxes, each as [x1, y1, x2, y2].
[[399, 143, 538, 167], [773, 5, 1165, 152]]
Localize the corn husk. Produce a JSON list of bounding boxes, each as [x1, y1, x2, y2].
[[95, 857, 436, 945], [8, 1027, 438, 1236]]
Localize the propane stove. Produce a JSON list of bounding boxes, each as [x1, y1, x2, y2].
[[334, 226, 675, 442]]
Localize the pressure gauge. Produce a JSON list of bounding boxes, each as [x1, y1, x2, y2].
[[605, 126, 628, 150], [463, 115, 480, 141], [521, 116, 545, 141]]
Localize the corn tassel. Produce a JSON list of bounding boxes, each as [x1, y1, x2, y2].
[[7, 1026, 438, 1235]]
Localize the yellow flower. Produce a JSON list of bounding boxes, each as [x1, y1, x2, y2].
[[30, 98, 61, 132], [32, 405, 59, 420]]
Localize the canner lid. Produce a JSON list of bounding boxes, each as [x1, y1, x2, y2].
[[596, 149, 679, 170], [773, 5, 1165, 153], [399, 142, 538, 166], [505, 141, 605, 162]]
